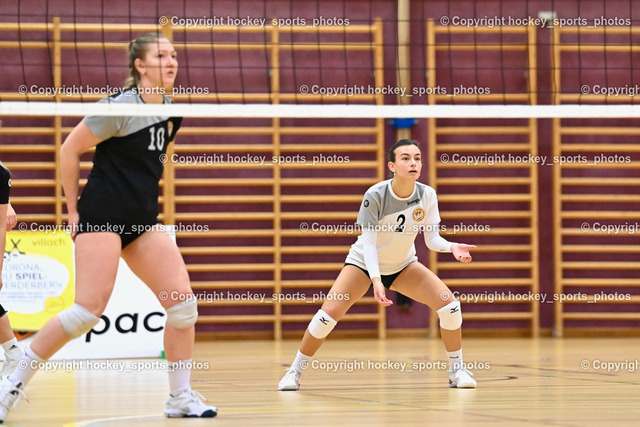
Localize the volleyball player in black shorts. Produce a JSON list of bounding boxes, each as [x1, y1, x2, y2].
[[279, 140, 477, 392], [0, 34, 216, 422], [0, 162, 25, 381]]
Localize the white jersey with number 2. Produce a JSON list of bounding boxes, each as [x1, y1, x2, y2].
[[345, 179, 455, 278]]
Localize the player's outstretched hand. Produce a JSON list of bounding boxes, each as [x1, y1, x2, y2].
[[452, 243, 477, 263], [372, 278, 393, 306]]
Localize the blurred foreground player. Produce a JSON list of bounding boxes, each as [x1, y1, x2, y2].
[[0, 162, 24, 380], [0, 34, 216, 422]]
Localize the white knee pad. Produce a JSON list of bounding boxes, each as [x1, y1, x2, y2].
[[58, 303, 100, 339], [166, 298, 198, 329], [436, 300, 462, 330], [308, 309, 337, 339]]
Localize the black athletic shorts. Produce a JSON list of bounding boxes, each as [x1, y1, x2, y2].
[[75, 214, 160, 249], [344, 262, 413, 289], [0, 164, 10, 204]]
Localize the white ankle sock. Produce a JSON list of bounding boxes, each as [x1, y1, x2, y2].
[[168, 359, 191, 396], [291, 350, 312, 373], [1, 338, 18, 353], [2, 339, 22, 360], [8, 346, 43, 388], [447, 349, 463, 371]]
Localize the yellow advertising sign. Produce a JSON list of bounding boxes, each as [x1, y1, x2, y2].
[[1, 231, 75, 330]]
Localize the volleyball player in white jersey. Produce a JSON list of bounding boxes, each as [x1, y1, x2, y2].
[[279, 139, 477, 391], [0, 163, 25, 379], [0, 34, 216, 422]]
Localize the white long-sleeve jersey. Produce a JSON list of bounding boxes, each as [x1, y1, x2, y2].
[[345, 179, 455, 279]]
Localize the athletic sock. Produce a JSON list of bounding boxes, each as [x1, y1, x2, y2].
[[8, 346, 43, 388], [2, 338, 22, 361], [168, 359, 191, 396], [447, 349, 463, 372], [1, 338, 18, 353], [291, 350, 312, 374]]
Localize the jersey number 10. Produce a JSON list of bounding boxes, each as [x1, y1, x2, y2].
[[148, 126, 166, 151]]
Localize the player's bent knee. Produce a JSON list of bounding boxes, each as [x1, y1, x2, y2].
[[308, 309, 337, 339], [58, 303, 100, 339], [166, 298, 198, 329], [321, 296, 354, 322], [436, 300, 462, 330]]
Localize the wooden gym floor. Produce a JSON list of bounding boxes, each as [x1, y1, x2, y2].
[[5, 337, 640, 426]]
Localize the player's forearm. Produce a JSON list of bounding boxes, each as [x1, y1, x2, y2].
[[0, 233, 5, 273], [60, 144, 81, 214], [0, 205, 7, 273], [424, 228, 456, 252], [5, 203, 17, 231], [361, 229, 381, 279]]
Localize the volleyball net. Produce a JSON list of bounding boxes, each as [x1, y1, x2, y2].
[[2, 0, 640, 116]]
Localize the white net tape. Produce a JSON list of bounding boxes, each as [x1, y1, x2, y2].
[[3, 102, 640, 118]]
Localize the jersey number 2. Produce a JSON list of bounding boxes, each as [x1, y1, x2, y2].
[[395, 214, 406, 232], [148, 127, 166, 151]]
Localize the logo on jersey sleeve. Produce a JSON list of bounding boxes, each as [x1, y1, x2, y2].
[[364, 199, 370, 207], [412, 207, 425, 221]]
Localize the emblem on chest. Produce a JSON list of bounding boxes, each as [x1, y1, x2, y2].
[[412, 207, 425, 222]]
